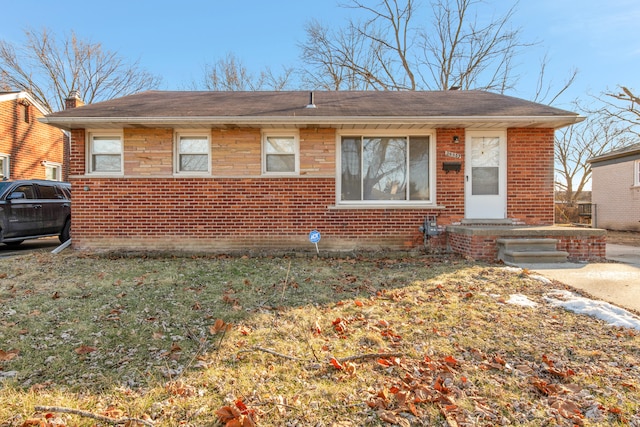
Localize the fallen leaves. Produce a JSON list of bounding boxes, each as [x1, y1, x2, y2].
[[165, 379, 196, 397], [2, 256, 640, 426], [215, 399, 257, 427], [0, 348, 19, 361], [74, 345, 97, 355], [209, 318, 232, 335], [329, 357, 356, 375]]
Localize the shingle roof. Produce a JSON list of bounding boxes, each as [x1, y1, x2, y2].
[[589, 142, 640, 164], [41, 90, 583, 130]]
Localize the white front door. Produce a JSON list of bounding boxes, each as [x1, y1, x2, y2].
[[465, 131, 507, 219]]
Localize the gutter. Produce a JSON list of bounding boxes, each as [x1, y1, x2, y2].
[[39, 114, 585, 130], [588, 146, 640, 165]]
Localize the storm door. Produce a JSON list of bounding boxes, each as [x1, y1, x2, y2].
[[465, 132, 507, 219]]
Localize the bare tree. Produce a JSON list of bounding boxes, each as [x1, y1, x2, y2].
[[195, 52, 294, 91], [299, 20, 382, 90], [600, 86, 640, 137], [0, 28, 161, 112], [299, 0, 534, 92], [529, 53, 577, 105], [418, 0, 524, 91], [555, 104, 633, 209], [300, 0, 418, 90]]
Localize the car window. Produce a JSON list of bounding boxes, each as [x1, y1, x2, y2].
[[37, 184, 59, 199], [60, 186, 71, 199], [11, 185, 36, 199]]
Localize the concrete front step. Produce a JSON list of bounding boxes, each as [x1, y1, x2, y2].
[[497, 238, 558, 252], [501, 250, 570, 264], [497, 238, 568, 263]]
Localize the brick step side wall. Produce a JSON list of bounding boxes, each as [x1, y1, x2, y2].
[[447, 227, 606, 262]]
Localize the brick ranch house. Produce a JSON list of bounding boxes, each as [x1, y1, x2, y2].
[[0, 91, 66, 180], [40, 90, 605, 260]]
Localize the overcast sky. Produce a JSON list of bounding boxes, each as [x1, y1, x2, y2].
[[2, 0, 638, 108]]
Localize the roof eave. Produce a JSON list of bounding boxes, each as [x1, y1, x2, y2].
[[1, 91, 51, 115], [589, 149, 640, 164], [39, 114, 585, 130]]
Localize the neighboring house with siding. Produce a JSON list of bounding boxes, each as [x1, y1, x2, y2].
[[589, 142, 640, 231], [40, 90, 590, 257], [0, 91, 66, 181]]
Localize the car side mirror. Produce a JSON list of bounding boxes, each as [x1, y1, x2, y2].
[[7, 191, 26, 201]]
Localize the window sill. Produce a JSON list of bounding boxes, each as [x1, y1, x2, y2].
[[329, 203, 445, 210], [173, 172, 212, 178], [261, 173, 299, 177], [85, 172, 124, 178]]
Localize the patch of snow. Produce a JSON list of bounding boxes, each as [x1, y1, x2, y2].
[[545, 289, 640, 331], [507, 294, 538, 307], [528, 274, 552, 285], [502, 267, 522, 274]]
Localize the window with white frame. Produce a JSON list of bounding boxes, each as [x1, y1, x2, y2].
[[44, 162, 62, 181], [89, 134, 123, 173], [635, 160, 640, 187], [263, 133, 299, 174], [176, 133, 210, 173], [0, 154, 9, 180], [340, 135, 431, 202]]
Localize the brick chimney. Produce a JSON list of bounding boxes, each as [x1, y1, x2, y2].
[[65, 90, 85, 109]]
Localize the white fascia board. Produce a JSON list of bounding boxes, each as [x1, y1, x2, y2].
[[0, 91, 50, 115], [39, 114, 585, 129]]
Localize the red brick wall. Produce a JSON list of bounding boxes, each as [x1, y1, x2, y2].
[[66, 126, 558, 252], [448, 231, 605, 262], [0, 97, 65, 179], [447, 233, 499, 261], [70, 177, 440, 251], [435, 128, 465, 224], [555, 235, 606, 261], [69, 129, 86, 176], [507, 128, 555, 224]]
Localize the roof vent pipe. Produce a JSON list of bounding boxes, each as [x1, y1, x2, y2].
[[306, 91, 317, 108]]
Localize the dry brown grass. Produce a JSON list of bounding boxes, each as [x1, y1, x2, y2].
[[0, 252, 639, 426], [607, 230, 640, 247]]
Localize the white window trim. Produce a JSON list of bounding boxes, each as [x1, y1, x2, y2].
[[174, 131, 212, 176], [262, 130, 300, 175], [43, 161, 62, 181], [86, 131, 124, 176], [0, 153, 9, 180], [635, 160, 640, 187], [335, 130, 437, 207]]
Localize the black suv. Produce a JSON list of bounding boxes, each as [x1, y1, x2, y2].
[[0, 180, 71, 246]]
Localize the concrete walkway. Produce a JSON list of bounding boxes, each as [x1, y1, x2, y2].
[[517, 244, 640, 314]]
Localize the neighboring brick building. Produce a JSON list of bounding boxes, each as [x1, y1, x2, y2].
[[589, 142, 640, 231], [0, 91, 66, 181], [41, 90, 585, 255]]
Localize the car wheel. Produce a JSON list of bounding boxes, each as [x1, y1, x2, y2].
[[59, 220, 71, 243], [5, 240, 24, 246]]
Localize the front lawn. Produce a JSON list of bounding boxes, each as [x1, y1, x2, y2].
[[0, 252, 639, 426]]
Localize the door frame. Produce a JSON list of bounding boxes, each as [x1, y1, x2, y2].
[[464, 130, 507, 219]]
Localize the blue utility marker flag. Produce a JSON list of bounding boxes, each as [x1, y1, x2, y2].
[[309, 230, 321, 254]]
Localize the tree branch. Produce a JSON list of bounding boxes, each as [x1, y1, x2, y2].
[[34, 406, 153, 426]]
